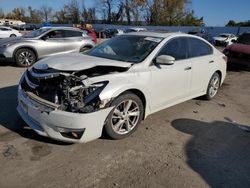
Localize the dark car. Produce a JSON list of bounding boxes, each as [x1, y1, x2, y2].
[[223, 32, 250, 69]]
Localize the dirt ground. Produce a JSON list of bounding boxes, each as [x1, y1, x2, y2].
[[0, 60, 250, 188]]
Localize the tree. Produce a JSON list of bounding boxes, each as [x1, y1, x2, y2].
[[54, 9, 67, 23], [64, 0, 80, 23], [40, 5, 53, 22], [0, 8, 5, 19], [226, 20, 237, 27], [27, 6, 42, 23]]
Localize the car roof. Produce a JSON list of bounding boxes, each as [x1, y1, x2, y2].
[[127, 27, 147, 30], [41, 27, 82, 32], [220, 33, 233, 35], [123, 31, 188, 38]]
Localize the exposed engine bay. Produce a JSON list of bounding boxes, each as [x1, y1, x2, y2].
[[21, 66, 129, 113]]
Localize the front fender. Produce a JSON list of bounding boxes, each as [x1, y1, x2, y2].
[[98, 74, 153, 117]]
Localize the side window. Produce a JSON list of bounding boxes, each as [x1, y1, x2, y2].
[[158, 37, 189, 60], [64, 30, 82, 37], [0, 28, 9, 31], [188, 38, 213, 58], [45, 30, 64, 39]]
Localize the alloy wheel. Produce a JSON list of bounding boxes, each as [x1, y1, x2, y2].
[[111, 99, 140, 135]]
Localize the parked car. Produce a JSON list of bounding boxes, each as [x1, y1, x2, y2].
[[188, 30, 214, 44], [17, 32, 227, 143], [19, 24, 40, 31], [0, 27, 95, 67], [124, 27, 147, 33], [104, 28, 124, 37], [82, 28, 97, 44], [94, 28, 124, 38], [214, 33, 237, 46], [223, 31, 250, 68], [0, 26, 22, 38]]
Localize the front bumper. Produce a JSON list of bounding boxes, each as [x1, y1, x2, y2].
[[0, 47, 13, 59], [17, 87, 113, 143]]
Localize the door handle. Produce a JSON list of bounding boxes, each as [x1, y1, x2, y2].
[[209, 60, 214, 63], [184, 67, 192, 71]]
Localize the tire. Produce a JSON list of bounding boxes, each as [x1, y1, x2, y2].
[[15, 48, 37, 67], [10, 34, 16, 37], [104, 92, 144, 140], [204, 72, 221, 100], [79, 46, 92, 53]]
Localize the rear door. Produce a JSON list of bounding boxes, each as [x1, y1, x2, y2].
[[63, 30, 86, 53], [187, 37, 215, 96]]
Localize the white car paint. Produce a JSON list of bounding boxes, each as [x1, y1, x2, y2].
[[17, 32, 227, 143], [0, 26, 22, 38], [213, 33, 237, 46]]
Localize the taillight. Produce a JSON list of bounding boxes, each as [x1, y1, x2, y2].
[[223, 56, 228, 63]]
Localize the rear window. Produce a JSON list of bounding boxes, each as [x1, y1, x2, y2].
[[188, 38, 213, 58], [64, 30, 83, 37]]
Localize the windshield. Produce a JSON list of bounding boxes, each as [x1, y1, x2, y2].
[[23, 28, 50, 38], [219, 34, 229, 38], [237, 33, 250, 45], [87, 35, 163, 63]]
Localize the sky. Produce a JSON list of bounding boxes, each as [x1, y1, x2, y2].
[[0, 0, 249, 26]]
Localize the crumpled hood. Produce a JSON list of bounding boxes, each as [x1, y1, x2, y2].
[[227, 43, 250, 55], [34, 53, 132, 71]]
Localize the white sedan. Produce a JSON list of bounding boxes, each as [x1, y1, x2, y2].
[[0, 26, 22, 39], [17, 32, 227, 143], [213, 33, 237, 46]]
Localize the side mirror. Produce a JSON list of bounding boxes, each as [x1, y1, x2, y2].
[[41, 35, 49, 40], [156, 55, 175, 65]]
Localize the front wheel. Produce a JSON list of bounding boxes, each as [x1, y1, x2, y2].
[[104, 92, 144, 140], [10, 34, 16, 37], [205, 72, 221, 100], [15, 48, 37, 67]]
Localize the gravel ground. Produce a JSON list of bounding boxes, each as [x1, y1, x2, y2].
[[0, 60, 250, 188]]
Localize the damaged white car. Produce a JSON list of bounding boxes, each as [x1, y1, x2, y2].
[[17, 32, 227, 143]]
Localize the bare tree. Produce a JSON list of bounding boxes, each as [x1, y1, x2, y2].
[[64, 0, 80, 23], [0, 8, 5, 19], [40, 5, 53, 22]]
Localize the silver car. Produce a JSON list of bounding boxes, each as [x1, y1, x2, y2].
[[0, 27, 95, 67]]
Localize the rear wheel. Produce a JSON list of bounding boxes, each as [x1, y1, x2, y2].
[[10, 34, 16, 37], [15, 48, 37, 67], [205, 72, 221, 100], [104, 92, 144, 140]]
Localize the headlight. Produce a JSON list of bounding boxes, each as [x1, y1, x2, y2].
[[83, 81, 109, 105], [1, 43, 15, 48]]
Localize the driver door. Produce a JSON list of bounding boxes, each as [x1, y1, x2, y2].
[[37, 30, 67, 58], [149, 37, 192, 112]]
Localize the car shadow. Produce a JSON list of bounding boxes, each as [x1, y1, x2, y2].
[[0, 85, 70, 145], [0, 59, 15, 66], [172, 118, 250, 188]]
